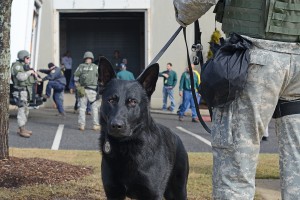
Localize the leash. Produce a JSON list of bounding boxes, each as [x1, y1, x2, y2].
[[148, 26, 183, 67], [146, 25, 211, 134], [183, 27, 211, 134]]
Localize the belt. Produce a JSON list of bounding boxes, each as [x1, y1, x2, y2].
[[273, 99, 300, 118], [14, 87, 27, 91], [84, 86, 97, 91]]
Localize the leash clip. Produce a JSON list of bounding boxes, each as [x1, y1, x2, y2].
[[191, 43, 203, 52]]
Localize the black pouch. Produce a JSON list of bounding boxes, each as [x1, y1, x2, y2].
[[200, 32, 252, 108]]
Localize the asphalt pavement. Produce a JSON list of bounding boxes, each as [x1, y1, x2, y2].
[[8, 93, 281, 199]]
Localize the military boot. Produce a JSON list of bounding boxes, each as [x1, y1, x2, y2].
[[92, 125, 101, 131], [78, 124, 85, 131], [24, 127, 32, 135], [17, 126, 31, 138]]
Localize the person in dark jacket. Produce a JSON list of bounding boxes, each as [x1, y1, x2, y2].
[[39, 63, 66, 117]]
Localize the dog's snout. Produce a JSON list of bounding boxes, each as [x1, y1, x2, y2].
[[110, 119, 125, 131]]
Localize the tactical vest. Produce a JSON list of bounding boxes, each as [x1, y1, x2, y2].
[[11, 61, 35, 88], [76, 63, 98, 87], [220, 0, 300, 42]]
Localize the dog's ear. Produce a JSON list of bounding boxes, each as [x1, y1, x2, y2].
[[98, 56, 116, 94], [136, 63, 159, 98]]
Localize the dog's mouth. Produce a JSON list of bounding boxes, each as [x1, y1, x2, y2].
[[107, 125, 133, 138], [108, 130, 132, 138]]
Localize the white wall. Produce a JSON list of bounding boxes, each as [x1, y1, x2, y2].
[[53, 0, 150, 9], [36, 0, 54, 69], [10, 0, 34, 66]]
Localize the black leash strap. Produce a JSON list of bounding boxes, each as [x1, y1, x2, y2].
[[273, 99, 300, 118], [183, 27, 211, 134], [148, 26, 183, 67]]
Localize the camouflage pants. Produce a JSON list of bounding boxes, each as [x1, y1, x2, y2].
[[78, 88, 101, 127], [13, 90, 29, 127], [211, 38, 300, 200]]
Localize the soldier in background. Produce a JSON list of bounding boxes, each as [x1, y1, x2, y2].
[[11, 50, 41, 138], [74, 51, 101, 131]]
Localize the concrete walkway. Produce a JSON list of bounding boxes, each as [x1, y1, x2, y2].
[[256, 179, 281, 200]]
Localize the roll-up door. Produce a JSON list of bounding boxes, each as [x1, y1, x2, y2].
[[60, 12, 145, 78]]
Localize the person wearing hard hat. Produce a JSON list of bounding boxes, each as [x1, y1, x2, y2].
[[73, 51, 101, 131], [11, 50, 41, 138]]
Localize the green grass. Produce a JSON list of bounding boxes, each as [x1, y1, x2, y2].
[[0, 148, 280, 200]]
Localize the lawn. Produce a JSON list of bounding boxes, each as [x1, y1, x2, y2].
[[0, 148, 279, 200]]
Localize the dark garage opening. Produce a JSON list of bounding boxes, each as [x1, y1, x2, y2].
[[60, 12, 145, 78]]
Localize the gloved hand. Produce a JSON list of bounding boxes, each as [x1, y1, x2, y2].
[[77, 86, 85, 97]]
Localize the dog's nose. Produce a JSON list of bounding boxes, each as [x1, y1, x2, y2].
[[110, 119, 125, 131]]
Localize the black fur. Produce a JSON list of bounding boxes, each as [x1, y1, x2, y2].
[[98, 57, 189, 200]]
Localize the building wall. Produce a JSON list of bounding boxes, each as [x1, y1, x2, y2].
[[36, 0, 222, 109], [10, 0, 34, 65], [36, 0, 54, 69]]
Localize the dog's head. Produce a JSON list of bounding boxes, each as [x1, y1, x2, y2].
[[98, 57, 159, 139]]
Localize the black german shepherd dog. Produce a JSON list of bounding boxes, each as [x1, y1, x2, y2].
[[98, 57, 189, 200]]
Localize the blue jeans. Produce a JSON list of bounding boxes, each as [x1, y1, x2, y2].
[[162, 86, 175, 111], [46, 81, 65, 113], [179, 90, 197, 118]]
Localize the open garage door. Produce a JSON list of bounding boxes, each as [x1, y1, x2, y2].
[[60, 12, 145, 78]]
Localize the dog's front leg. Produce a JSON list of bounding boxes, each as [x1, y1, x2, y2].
[[101, 160, 126, 199], [104, 184, 126, 200]]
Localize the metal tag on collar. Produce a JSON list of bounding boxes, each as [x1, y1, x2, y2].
[[103, 139, 111, 154]]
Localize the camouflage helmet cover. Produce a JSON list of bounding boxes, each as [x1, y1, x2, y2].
[[83, 51, 94, 60], [17, 50, 30, 60]]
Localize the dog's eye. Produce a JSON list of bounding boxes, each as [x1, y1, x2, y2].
[[128, 98, 138, 106], [108, 97, 117, 104]]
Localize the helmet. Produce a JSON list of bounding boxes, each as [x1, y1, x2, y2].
[[83, 51, 94, 60], [17, 50, 30, 60]]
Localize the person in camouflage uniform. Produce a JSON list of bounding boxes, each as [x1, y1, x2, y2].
[[174, 0, 300, 199], [74, 51, 101, 131], [11, 50, 41, 138]]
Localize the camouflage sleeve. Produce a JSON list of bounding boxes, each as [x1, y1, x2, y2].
[[73, 65, 82, 82], [173, 0, 217, 26], [16, 71, 32, 81]]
